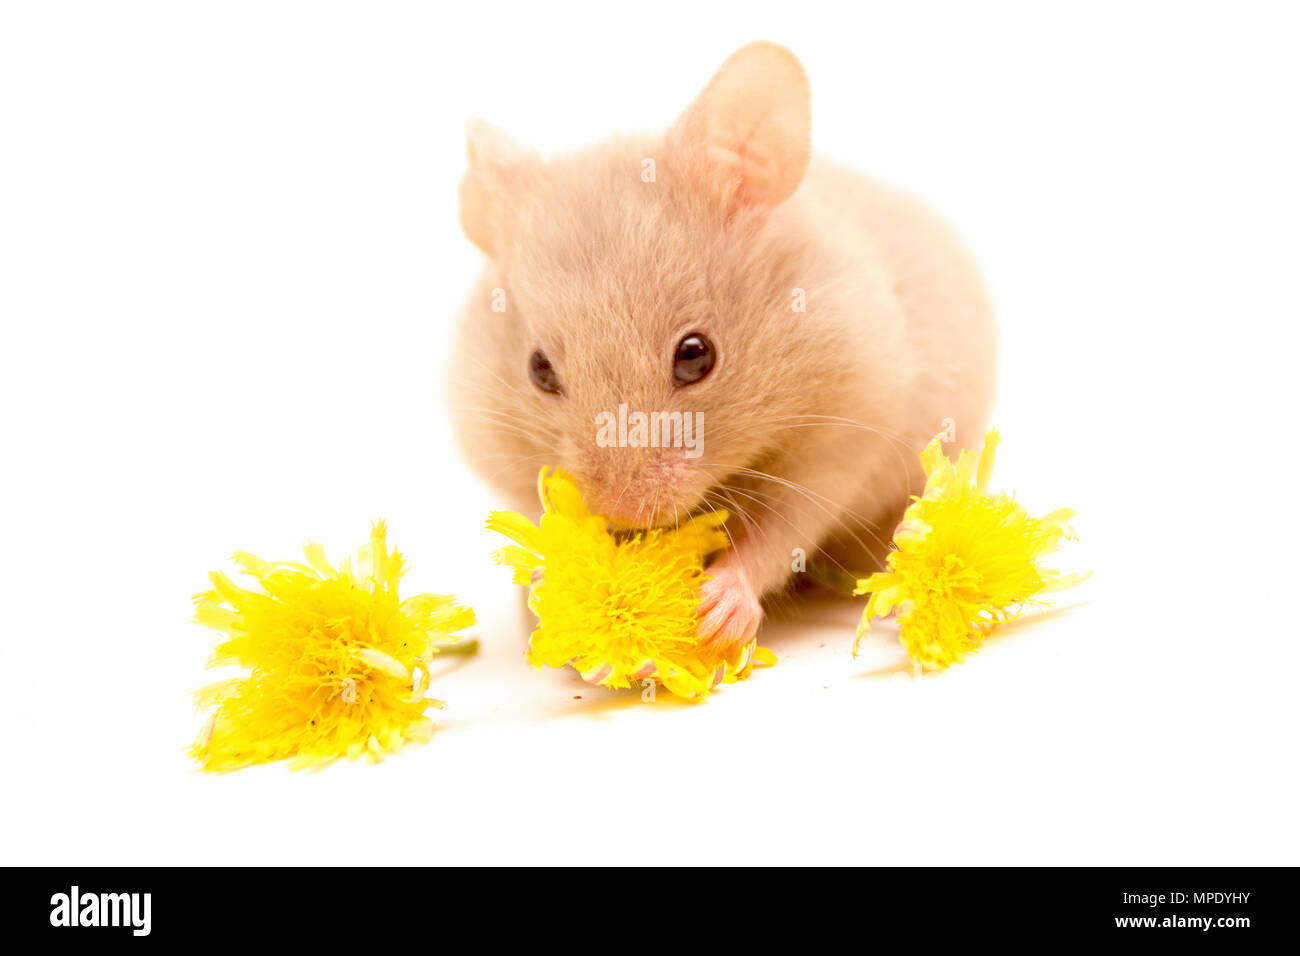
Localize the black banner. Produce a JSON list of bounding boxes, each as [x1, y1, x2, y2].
[[8, 867, 1293, 943]]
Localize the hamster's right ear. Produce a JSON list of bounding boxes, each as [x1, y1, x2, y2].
[[459, 120, 539, 256]]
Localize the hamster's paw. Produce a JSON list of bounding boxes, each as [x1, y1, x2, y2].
[[696, 561, 763, 651]]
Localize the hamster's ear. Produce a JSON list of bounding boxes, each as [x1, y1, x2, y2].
[[459, 120, 539, 256], [671, 42, 811, 214]]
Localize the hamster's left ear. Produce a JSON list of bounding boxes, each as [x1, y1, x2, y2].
[[671, 42, 811, 215]]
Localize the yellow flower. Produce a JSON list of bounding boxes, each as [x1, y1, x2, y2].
[[854, 430, 1088, 670], [190, 522, 475, 771], [488, 468, 775, 700]]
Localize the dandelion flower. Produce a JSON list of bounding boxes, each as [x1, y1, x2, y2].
[[488, 468, 775, 700], [854, 430, 1088, 670], [191, 522, 475, 771]]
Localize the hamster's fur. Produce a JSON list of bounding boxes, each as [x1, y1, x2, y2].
[[448, 42, 997, 649]]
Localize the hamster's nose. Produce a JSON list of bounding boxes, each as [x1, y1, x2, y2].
[[571, 449, 690, 528], [573, 474, 660, 527]]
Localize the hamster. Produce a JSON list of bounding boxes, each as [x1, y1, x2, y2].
[[447, 42, 997, 651]]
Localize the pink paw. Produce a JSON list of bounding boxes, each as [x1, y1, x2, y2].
[[696, 562, 763, 651]]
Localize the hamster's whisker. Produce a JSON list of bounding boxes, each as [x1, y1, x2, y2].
[[472, 451, 556, 465], [451, 356, 536, 401], [726, 477, 881, 560], [733, 466, 892, 551], [459, 408, 563, 445], [610, 477, 632, 519], [713, 482, 860, 580], [756, 417, 915, 499], [477, 452, 559, 487], [707, 488, 758, 546], [457, 403, 558, 430], [739, 415, 915, 488], [709, 461, 888, 540], [708, 484, 780, 562], [756, 413, 913, 447], [697, 495, 736, 550]]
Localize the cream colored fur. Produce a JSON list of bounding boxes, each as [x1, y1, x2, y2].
[[448, 42, 997, 648]]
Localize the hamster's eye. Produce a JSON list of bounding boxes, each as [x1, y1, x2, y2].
[[672, 333, 715, 386], [529, 349, 562, 394]]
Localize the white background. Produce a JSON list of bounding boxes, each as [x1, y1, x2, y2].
[[2, 0, 1297, 865]]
